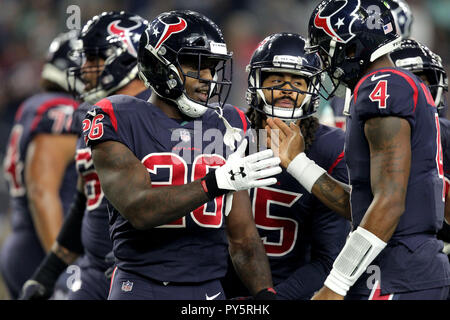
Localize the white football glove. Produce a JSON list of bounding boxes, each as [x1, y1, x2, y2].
[[216, 139, 281, 190]]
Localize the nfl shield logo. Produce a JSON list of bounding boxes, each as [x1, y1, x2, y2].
[[121, 280, 133, 292], [180, 129, 191, 142]]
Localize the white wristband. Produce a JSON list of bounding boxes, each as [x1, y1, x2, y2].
[[286, 153, 326, 192], [324, 226, 387, 296]]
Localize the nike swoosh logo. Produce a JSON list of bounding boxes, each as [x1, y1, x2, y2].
[[371, 74, 390, 81], [87, 110, 96, 116], [205, 292, 221, 300]]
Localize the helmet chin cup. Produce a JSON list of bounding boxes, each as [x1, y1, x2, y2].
[[176, 93, 208, 118]]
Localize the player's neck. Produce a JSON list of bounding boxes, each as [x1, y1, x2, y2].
[[149, 94, 185, 119], [116, 79, 147, 97], [364, 55, 395, 75]]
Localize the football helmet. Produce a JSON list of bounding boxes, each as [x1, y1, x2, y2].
[[307, 0, 402, 96], [138, 10, 232, 118], [388, 0, 414, 39], [391, 38, 448, 110], [41, 30, 82, 92], [68, 11, 149, 104], [246, 33, 322, 121]]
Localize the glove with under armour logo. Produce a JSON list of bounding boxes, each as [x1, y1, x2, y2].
[[201, 139, 281, 200]]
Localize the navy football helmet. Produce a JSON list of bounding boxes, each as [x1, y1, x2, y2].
[[388, 0, 414, 39], [138, 10, 232, 118], [307, 0, 402, 96], [246, 33, 322, 121], [68, 11, 148, 104], [42, 30, 82, 92], [391, 39, 448, 110]]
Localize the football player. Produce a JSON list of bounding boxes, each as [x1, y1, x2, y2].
[[83, 10, 281, 300], [319, 0, 415, 131], [19, 11, 151, 300], [266, 0, 450, 300], [1, 31, 80, 299], [223, 32, 351, 300], [390, 38, 450, 263]]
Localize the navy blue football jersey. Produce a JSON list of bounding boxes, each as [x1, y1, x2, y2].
[[250, 124, 351, 299], [345, 67, 450, 294], [329, 97, 346, 130], [75, 90, 151, 270], [3, 92, 79, 231], [83, 95, 250, 282], [440, 117, 450, 194]]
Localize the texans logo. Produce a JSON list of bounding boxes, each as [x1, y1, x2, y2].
[[107, 18, 143, 56], [314, 0, 360, 43], [153, 17, 187, 50]]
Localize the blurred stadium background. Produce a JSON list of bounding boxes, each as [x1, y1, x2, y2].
[[0, 0, 448, 300]]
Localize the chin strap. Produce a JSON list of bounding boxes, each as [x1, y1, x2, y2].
[[214, 107, 242, 151]]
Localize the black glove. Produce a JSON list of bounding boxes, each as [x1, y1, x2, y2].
[[18, 252, 68, 300], [19, 280, 52, 300], [254, 287, 277, 300]]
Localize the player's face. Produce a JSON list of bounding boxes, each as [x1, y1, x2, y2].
[[81, 55, 105, 91], [179, 55, 219, 103], [262, 72, 308, 109]]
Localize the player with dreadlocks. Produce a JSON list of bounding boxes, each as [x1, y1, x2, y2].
[[223, 33, 351, 300]]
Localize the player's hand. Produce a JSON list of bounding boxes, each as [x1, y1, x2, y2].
[[215, 139, 281, 191], [19, 280, 52, 300], [266, 118, 304, 169], [311, 286, 345, 300]]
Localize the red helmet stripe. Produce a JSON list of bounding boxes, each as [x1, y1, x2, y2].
[[314, 12, 344, 43], [155, 17, 187, 50]]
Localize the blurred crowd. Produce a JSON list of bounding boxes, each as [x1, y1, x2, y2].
[[0, 0, 449, 298]]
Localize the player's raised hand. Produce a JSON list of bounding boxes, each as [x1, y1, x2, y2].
[[215, 139, 281, 191], [265, 118, 304, 168]]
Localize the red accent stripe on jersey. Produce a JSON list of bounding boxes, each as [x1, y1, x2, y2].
[[233, 106, 248, 133], [15, 102, 25, 121], [30, 97, 79, 131], [354, 69, 418, 112], [420, 82, 436, 107], [108, 266, 118, 297], [328, 151, 345, 174], [95, 98, 118, 132]]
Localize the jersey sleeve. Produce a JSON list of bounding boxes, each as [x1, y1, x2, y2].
[[32, 101, 79, 136], [71, 102, 92, 135], [354, 70, 418, 129], [83, 97, 129, 149], [313, 126, 348, 184]]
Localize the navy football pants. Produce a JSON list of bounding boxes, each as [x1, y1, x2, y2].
[[108, 267, 225, 300]]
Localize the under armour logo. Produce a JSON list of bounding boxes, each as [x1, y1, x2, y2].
[[229, 167, 246, 180]]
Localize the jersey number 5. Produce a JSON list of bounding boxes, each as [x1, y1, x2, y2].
[[369, 80, 389, 109]]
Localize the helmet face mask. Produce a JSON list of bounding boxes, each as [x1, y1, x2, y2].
[[67, 11, 149, 104], [247, 33, 322, 122], [307, 0, 401, 97], [391, 39, 448, 110], [42, 30, 83, 93], [138, 10, 233, 118]]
